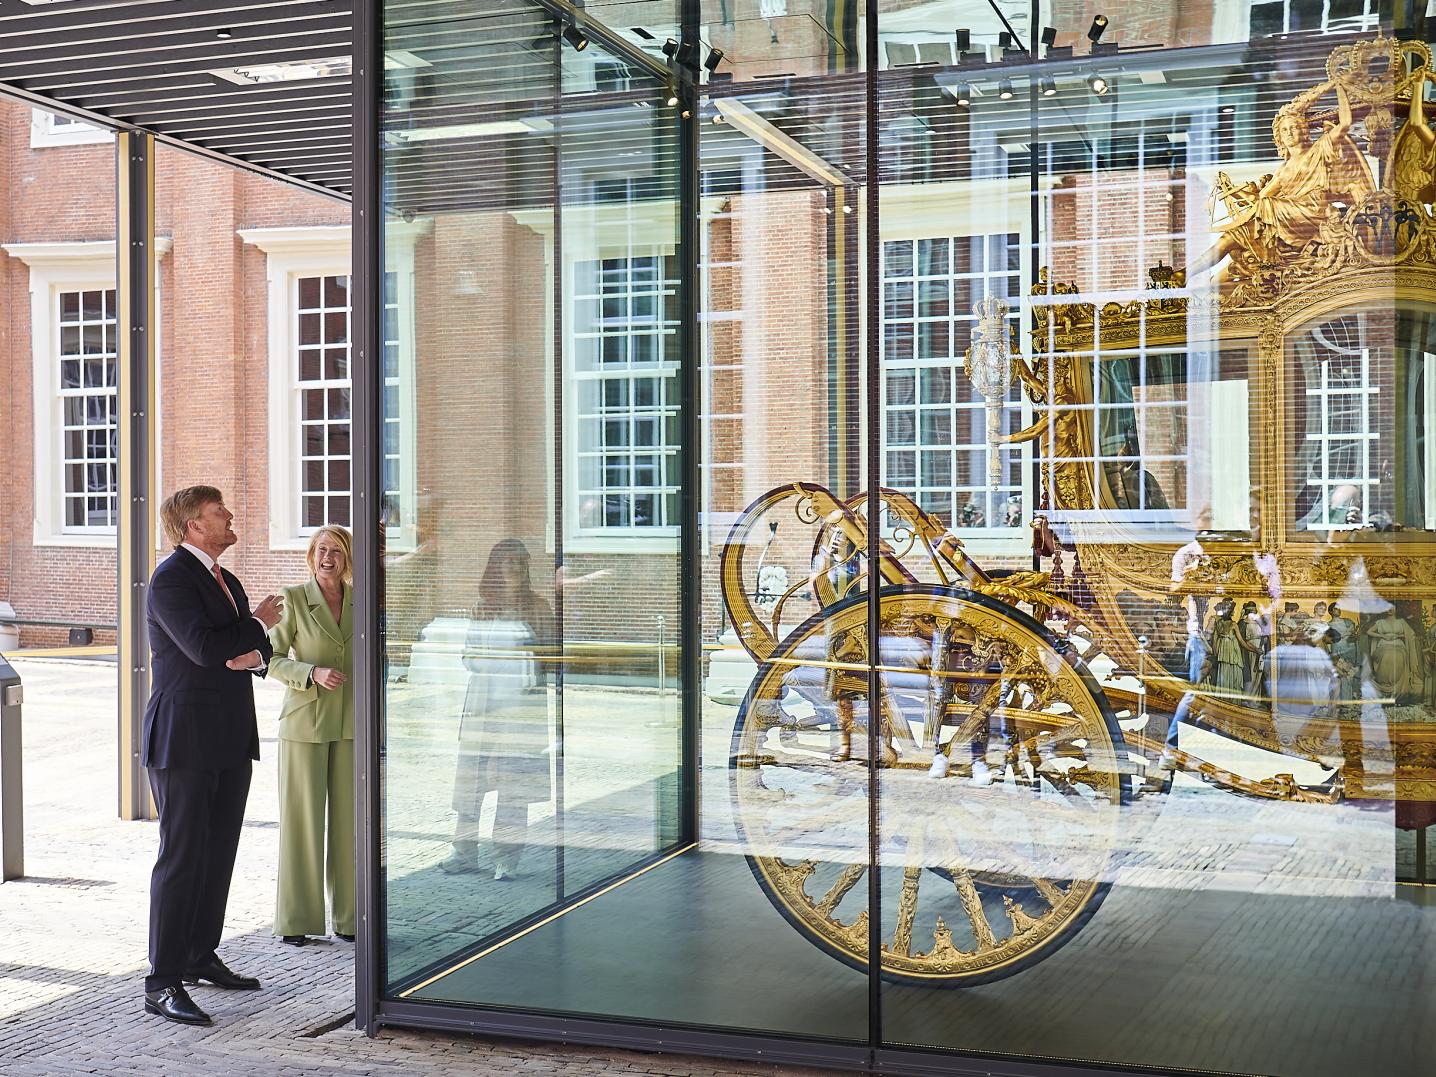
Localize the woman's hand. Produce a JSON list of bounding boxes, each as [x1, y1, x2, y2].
[[313, 667, 347, 691]]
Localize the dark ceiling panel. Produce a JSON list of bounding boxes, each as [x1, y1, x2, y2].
[[0, 0, 356, 200]]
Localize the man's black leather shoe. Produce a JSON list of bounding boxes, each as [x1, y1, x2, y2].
[[144, 985, 212, 1026], [183, 956, 261, 991]]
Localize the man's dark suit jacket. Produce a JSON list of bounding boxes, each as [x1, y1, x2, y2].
[[141, 547, 274, 769]]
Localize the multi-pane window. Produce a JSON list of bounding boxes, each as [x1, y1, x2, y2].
[[295, 271, 402, 534], [58, 289, 118, 529], [381, 271, 402, 529], [1297, 316, 1377, 530], [573, 255, 681, 530], [1093, 352, 1188, 513], [881, 235, 1023, 529], [1248, 0, 1379, 36], [297, 275, 351, 529]]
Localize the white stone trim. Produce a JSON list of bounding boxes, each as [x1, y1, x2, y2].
[[240, 220, 429, 550], [3, 239, 169, 547], [29, 109, 112, 149]]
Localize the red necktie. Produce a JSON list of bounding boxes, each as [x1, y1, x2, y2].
[[211, 564, 238, 613]]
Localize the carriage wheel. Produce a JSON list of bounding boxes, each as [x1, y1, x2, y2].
[[731, 585, 1129, 986]]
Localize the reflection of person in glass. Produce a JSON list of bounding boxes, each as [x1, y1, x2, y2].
[[440, 540, 554, 881], [1327, 603, 1361, 700]]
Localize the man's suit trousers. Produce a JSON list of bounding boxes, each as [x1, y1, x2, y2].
[[146, 764, 251, 993]]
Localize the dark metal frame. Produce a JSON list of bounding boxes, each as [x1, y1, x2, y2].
[[351, 0, 383, 1034], [116, 130, 157, 822]]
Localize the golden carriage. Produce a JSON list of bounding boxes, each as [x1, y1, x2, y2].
[[719, 36, 1436, 987]]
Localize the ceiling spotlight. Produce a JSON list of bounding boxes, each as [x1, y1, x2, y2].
[[998, 78, 1014, 100], [1220, 103, 1235, 114], [562, 24, 588, 51], [704, 47, 724, 73], [998, 31, 1013, 50], [955, 82, 971, 107], [1088, 15, 1109, 43], [666, 88, 680, 107], [1087, 71, 1111, 95], [1041, 26, 1058, 48], [676, 39, 697, 66], [954, 28, 971, 53], [1041, 75, 1057, 97], [216, 28, 233, 39], [661, 37, 680, 59]]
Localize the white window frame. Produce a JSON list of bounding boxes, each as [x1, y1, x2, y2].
[[239, 223, 427, 551], [3, 240, 169, 547], [880, 179, 1034, 559], [549, 202, 683, 555], [29, 108, 113, 149]]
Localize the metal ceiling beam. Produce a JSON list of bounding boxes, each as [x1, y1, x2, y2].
[[6, 32, 353, 84]]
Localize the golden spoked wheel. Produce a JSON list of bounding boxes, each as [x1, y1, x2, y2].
[[730, 585, 1130, 986]]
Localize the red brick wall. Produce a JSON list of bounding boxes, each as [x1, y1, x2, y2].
[[0, 99, 348, 647]]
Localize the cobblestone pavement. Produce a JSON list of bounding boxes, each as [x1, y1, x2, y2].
[[0, 658, 841, 1077]]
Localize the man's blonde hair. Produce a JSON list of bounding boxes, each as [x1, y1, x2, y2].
[[306, 525, 354, 584], [160, 485, 223, 548]]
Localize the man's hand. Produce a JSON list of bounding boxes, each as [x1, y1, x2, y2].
[[313, 667, 347, 691], [226, 650, 262, 670], [253, 593, 285, 629]]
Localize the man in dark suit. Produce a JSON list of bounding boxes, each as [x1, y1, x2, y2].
[[142, 485, 284, 1026]]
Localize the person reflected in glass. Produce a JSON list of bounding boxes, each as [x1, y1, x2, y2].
[[263, 525, 354, 946], [440, 539, 554, 881]]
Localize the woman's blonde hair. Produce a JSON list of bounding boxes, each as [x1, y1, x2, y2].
[[306, 525, 354, 584]]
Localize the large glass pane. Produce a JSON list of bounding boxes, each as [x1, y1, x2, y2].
[[871, 5, 1436, 1076]]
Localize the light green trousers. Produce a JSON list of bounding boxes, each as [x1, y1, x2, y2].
[[275, 737, 355, 937]]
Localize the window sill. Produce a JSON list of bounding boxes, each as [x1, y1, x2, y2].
[[563, 533, 680, 555], [33, 533, 118, 549]]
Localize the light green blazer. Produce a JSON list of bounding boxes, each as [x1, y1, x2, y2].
[[266, 578, 354, 743]]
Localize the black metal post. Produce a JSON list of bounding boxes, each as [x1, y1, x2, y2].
[[0, 656, 22, 881], [116, 130, 156, 822], [351, 0, 383, 1037], [863, 5, 883, 1061], [678, 0, 702, 850]]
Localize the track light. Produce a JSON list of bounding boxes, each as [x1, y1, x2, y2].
[[1041, 75, 1057, 97], [998, 78, 1014, 100], [1041, 26, 1057, 48], [661, 37, 679, 58], [954, 82, 971, 107], [665, 87, 680, 107], [562, 24, 588, 51], [216, 28, 233, 39], [676, 39, 697, 66], [1088, 15, 1109, 43], [1087, 71, 1111, 96], [997, 31, 1013, 50], [704, 47, 724, 73], [954, 28, 970, 53]]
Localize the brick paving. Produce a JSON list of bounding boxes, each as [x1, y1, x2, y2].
[[0, 658, 840, 1077]]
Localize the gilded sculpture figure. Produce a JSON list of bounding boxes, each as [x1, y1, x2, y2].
[[1188, 80, 1376, 281]]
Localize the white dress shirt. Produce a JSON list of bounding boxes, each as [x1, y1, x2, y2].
[[180, 542, 266, 669]]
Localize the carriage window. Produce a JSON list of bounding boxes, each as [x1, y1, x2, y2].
[[1287, 309, 1436, 537]]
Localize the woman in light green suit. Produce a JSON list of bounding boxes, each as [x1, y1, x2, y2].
[[267, 525, 354, 945]]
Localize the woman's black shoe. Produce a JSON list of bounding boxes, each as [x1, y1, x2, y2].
[[282, 935, 308, 946]]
